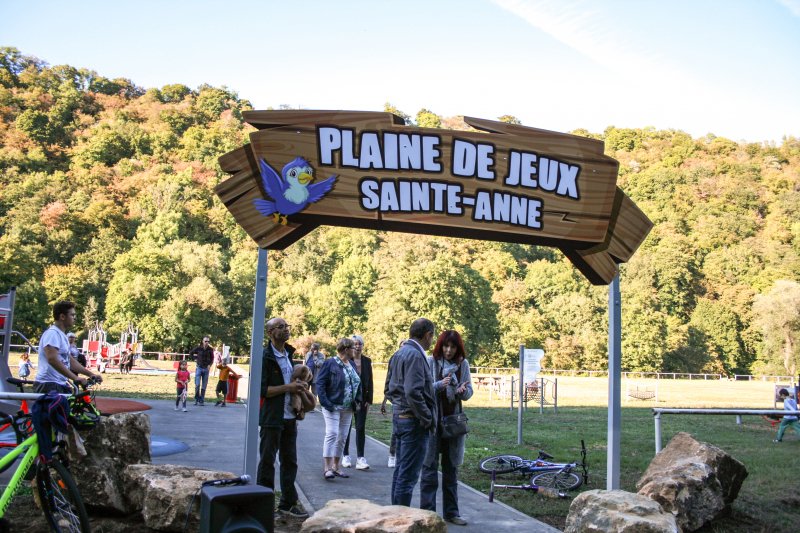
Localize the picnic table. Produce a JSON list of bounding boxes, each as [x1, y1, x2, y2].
[[472, 374, 513, 399]]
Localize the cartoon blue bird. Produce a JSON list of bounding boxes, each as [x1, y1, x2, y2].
[[253, 157, 337, 225]]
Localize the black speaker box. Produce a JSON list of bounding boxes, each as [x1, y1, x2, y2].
[[199, 484, 274, 533]]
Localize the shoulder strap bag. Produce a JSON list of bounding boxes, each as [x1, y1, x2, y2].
[[439, 360, 469, 439]]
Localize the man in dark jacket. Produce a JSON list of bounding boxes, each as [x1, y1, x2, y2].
[[189, 336, 214, 405], [257, 317, 309, 518], [384, 317, 437, 506]]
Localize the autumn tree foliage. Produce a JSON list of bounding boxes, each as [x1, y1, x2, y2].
[[2, 48, 799, 373]]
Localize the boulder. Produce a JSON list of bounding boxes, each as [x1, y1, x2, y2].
[[125, 464, 236, 532], [69, 412, 152, 513], [636, 432, 748, 532], [300, 499, 447, 533], [565, 489, 679, 533]]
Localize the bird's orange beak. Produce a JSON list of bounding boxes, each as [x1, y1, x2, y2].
[[298, 172, 312, 185]]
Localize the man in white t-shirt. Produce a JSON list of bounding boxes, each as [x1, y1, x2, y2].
[[34, 301, 103, 394]]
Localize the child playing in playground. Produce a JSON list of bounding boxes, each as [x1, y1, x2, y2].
[[289, 365, 315, 419], [175, 360, 190, 412], [214, 358, 240, 407], [774, 388, 799, 442], [18, 353, 34, 379]]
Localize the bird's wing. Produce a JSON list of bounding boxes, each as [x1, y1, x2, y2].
[[259, 159, 286, 200], [253, 199, 277, 216], [306, 175, 337, 203]]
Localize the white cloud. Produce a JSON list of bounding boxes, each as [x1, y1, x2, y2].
[[778, 0, 800, 17], [491, 0, 683, 82]]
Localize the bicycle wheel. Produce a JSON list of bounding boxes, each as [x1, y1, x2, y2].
[[479, 454, 524, 474], [532, 470, 582, 491], [35, 459, 91, 533]]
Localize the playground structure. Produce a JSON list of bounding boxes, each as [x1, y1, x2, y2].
[[626, 379, 659, 402], [0, 287, 25, 413], [510, 376, 558, 414], [83, 321, 146, 371]]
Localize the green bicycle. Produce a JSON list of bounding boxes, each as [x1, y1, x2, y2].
[[0, 404, 90, 533]]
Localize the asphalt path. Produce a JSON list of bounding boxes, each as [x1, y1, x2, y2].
[[142, 399, 560, 532]]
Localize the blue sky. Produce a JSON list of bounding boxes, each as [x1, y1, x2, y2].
[[2, 0, 798, 143]]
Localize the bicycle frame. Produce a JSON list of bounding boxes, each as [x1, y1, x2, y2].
[[0, 432, 39, 517], [517, 442, 588, 485], [0, 378, 34, 447], [488, 470, 568, 502]]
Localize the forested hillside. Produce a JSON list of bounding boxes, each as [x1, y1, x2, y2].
[[1, 47, 798, 376]]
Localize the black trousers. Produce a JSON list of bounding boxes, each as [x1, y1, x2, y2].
[[257, 420, 298, 509], [343, 402, 369, 457]]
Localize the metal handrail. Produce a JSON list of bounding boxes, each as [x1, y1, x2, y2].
[[652, 408, 800, 453]]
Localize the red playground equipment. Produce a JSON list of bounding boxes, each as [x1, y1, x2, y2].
[[83, 322, 142, 372]]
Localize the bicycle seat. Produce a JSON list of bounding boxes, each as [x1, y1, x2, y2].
[[6, 377, 33, 387], [537, 450, 554, 460]]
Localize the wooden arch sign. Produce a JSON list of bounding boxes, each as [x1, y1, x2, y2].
[[215, 111, 652, 285]]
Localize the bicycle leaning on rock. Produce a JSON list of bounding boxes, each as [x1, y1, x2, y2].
[[0, 381, 101, 533]]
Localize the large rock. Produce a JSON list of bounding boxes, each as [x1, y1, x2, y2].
[[69, 412, 152, 513], [300, 499, 447, 533], [125, 464, 236, 532], [636, 432, 748, 532], [565, 489, 679, 533]]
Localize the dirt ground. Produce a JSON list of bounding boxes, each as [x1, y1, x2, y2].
[[3, 492, 304, 532]]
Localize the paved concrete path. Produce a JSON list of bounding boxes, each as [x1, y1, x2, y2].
[[141, 399, 560, 532]]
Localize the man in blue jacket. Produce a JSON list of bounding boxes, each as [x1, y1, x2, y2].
[[256, 317, 310, 518], [384, 318, 437, 506]]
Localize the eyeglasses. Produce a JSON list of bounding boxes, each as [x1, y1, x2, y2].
[[270, 324, 291, 331]]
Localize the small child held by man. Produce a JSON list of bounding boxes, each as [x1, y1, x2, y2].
[[290, 365, 315, 419]]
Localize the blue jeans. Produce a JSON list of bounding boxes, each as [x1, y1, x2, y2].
[[194, 366, 209, 403], [391, 415, 430, 506], [420, 436, 460, 518], [776, 417, 800, 440]]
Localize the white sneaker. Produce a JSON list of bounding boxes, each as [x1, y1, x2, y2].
[[182, 408, 188, 412], [174, 407, 179, 411], [356, 457, 370, 470], [387, 455, 396, 468], [341, 455, 352, 468]]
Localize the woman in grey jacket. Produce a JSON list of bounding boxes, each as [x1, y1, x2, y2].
[[420, 330, 473, 526]]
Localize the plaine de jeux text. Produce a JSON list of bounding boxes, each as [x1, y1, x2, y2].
[[316, 126, 583, 231]]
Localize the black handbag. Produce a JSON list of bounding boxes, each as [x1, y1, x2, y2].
[[440, 410, 469, 439]]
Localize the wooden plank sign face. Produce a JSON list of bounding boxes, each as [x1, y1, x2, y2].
[[215, 111, 652, 284]]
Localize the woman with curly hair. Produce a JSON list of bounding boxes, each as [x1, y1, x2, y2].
[[420, 330, 473, 526]]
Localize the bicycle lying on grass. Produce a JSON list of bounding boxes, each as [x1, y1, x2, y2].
[[479, 440, 589, 493], [0, 382, 101, 532]]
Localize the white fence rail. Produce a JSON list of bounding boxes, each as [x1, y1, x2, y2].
[[5, 345, 796, 382]]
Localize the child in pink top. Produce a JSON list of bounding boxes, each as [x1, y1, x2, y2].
[[175, 360, 191, 412]]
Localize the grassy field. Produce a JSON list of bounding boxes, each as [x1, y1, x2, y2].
[[13, 355, 798, 531]]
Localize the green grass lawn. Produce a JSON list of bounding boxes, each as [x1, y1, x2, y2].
[[79, 367, 799, 532], [365, 405, 799, 532]]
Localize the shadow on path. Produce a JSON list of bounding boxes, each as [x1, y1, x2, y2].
[[141, 400, 561, 532]]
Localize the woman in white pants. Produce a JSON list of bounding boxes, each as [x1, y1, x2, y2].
[[316, 337, 361, 480]]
